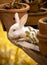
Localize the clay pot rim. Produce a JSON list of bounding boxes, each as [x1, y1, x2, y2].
[[0, 2, 30, 13], [37, 31, 47, 40], [26, 2, 38, 5], [28, 8, 47, 16], [39, 17, 47, 24]]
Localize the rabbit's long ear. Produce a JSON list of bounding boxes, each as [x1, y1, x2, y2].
[[20, 13, 28, 27], [15, 13, 20, 23]]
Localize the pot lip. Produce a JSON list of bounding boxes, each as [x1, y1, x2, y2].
[[25, 2, 38, 5], [37, 31, 47, 39], [0, 2, 30, 13], [39, 17, 47, 24], [28, 8, 47, 16]]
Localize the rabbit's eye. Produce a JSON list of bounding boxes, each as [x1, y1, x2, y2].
[[13, 29, 16, 31]]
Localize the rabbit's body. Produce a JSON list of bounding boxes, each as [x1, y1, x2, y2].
[[8, 13, 39, 43]]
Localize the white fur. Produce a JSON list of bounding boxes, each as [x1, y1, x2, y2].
[[8, 13, 39, 43]]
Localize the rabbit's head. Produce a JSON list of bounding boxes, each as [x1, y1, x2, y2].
[[8, 13, 28, 39]]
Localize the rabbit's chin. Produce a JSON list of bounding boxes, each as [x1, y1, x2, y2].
[[8, 34, 19, 40]]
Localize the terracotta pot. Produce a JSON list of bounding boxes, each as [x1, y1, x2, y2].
[[37, 32, 47, 56], [28, 2, 39, 13], [26, 9, 47, 25], [37, 31, 47, 39], [37, 17, 47, 56], [38, 17, 47, 34], [39, 40, 47, 56], [0, 2, 30, 31], [23, 0, 40, 12]]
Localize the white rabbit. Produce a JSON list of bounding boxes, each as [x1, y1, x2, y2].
[[8, 13, 39, 43]]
